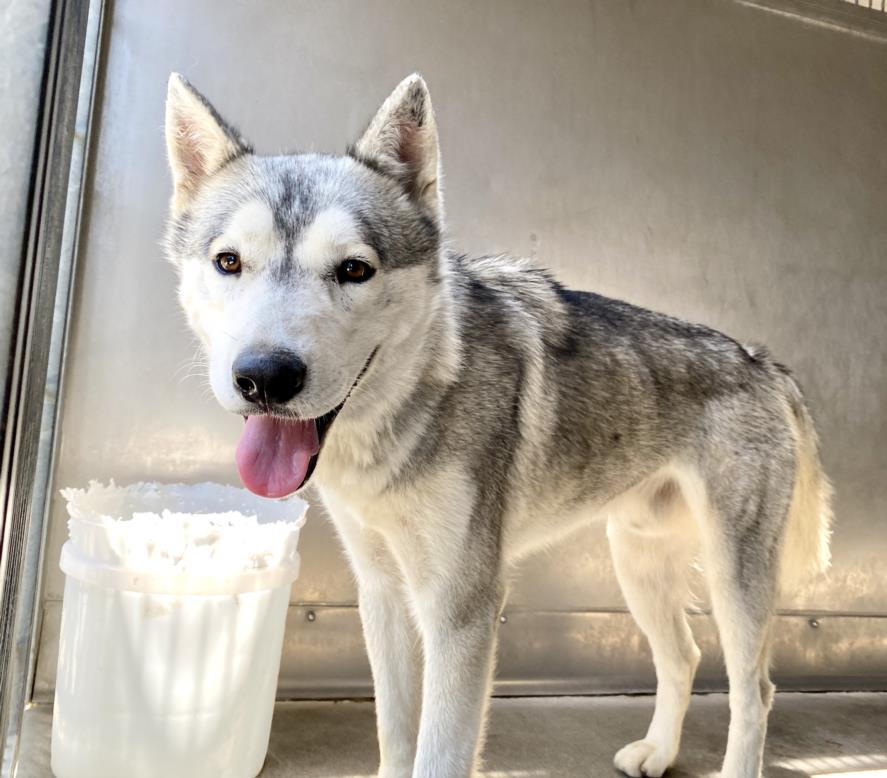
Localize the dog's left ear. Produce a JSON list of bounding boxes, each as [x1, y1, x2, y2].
[[165, 73, 251, 213], [350, 74, 443, 224]]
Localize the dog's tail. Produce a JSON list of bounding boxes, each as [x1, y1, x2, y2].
[[773, 361, 834, 590]]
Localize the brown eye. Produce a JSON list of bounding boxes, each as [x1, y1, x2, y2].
[[214, 251, 242, 275], [336, 258, 375, 284]]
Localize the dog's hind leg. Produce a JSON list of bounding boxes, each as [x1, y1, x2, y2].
[[692, 445, 791, 778], [608, 481, 701, 778], [709, 595, 775, 778], [700, 499, 781, 778]]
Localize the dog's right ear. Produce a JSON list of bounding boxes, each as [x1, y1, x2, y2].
[[165, 74, 251, 212]]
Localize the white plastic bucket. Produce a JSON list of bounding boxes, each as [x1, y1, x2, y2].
[[51, 482, 308, 778]]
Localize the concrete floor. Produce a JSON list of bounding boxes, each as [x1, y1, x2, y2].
[[18, 693, 887, 777]]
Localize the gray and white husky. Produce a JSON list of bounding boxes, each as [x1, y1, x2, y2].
[[164, 73, 832, 778]]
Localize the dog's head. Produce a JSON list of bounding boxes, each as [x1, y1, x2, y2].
[[164, 74, 443, 497]]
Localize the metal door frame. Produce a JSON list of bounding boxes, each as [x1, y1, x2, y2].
[[0, 0, 105, 773]]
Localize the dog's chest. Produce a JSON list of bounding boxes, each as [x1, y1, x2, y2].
[[317, 458, 476, 536]]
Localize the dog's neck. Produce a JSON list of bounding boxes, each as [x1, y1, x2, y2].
[[313, 250, 462, 495]]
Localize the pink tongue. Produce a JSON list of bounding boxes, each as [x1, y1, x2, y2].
[[236, 415, 319, 498]]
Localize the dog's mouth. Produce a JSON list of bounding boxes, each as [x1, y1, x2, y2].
[[235, 348, 377, 498]]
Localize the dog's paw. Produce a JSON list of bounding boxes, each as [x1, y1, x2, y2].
[[613, 739, 674, 778]]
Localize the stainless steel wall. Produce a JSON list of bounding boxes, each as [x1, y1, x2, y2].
[[33, 0, 887, 699]]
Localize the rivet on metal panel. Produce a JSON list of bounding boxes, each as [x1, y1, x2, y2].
[[809, 618, 820, 629], [306, 610, 316, 623]]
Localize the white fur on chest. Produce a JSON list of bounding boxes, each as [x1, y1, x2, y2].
[[317, 461, 477, 590]]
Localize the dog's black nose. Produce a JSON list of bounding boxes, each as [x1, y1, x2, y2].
[[233, 350, 306, 406]]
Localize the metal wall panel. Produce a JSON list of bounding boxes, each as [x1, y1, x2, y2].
[[34, 0, 887, 697], [0, 0, 52, 403]]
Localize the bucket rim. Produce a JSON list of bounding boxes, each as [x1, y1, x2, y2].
[[59, 541, 302, 596], [61, 480, 309, 528]]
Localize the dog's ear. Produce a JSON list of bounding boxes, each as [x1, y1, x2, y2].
[[349, 74, 443, 224], [165, 73, 251, 212]]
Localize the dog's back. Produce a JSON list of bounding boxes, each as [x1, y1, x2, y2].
[[445, 252, 831, 576]]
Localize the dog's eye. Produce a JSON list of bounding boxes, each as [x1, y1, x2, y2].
[[214, 251, 242, 275], [336, 258, 375, 284]]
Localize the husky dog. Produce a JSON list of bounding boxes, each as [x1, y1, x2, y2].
[[164, 73, 832, 778]]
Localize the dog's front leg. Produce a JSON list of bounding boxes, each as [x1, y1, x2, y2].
[[359, 572, 422, 778], [327, 502, 421, 778], [410, 576, 502, 778]]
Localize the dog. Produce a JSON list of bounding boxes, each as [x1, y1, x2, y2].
[[163, 73, 832, 778]]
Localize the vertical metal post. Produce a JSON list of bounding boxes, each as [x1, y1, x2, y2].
[[0, 0, 104, 773]]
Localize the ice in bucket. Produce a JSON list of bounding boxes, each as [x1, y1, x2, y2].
[[51, 481, 307, 778]]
